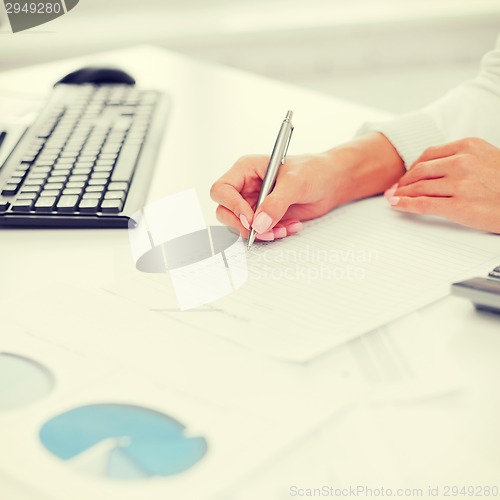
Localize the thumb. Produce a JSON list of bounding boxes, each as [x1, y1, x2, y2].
[[251, 175, 301, 233]]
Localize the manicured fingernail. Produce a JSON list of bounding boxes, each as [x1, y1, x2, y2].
[[273, 226, 287, 238], [239, 214, 250, 230], [256, 231, 274, 241], [389, 196, 400, 206], [286, 222, 303, 233], [384, 183, 399, 198], [252, 212, 272, 234]]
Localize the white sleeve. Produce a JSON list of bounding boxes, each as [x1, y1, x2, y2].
[[357, 34, 500, 168]]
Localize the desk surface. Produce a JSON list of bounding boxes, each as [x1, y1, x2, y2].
[[1, 46, 500, 500]]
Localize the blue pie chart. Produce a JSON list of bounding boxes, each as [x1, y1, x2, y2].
[[39, 404, 208, 479]]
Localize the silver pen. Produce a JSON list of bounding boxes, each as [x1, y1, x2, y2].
[[247, 110, 294, 250]]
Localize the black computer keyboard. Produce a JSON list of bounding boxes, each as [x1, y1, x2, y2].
[[0, 84, 169, 227]]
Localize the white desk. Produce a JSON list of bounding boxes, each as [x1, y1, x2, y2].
[[1, 46, 499, 500]]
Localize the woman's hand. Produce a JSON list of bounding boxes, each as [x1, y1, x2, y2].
[[385, 138, 500, 233], [210, 153, 341, 241], [211, 133, 405, 241]]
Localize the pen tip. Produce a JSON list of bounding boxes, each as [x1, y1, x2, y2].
[[247, 231, 256, 250]]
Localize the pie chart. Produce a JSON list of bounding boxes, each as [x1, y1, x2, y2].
[[39, 404, 208, 479], [0, 353, 54, 411]]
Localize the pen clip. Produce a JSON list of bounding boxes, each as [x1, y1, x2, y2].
[[281, 125, 294, 164]]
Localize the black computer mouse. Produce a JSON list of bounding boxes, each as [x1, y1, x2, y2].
[[55, 66, 136, 86]]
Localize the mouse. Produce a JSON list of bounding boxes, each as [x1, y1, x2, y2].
[[55, 66, 136, 86]]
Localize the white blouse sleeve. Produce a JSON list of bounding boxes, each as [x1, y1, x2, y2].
[[357, 35, 500, 168]]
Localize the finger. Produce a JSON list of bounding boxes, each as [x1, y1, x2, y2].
[[215, 154, 269, 188], [216, 205, 275, 241], [272, 223, 287, 239], [389, 195, 455, 218], [216, 205, 247, 235], [394, 178, 454, 198], [210, 182, 255, 229], [412, 138, 478, 166], [399, 156, 456, 187], [281, 219, 303, 234], [251, 172, 303, 233], [268, 220, 304, 239], [211, 155, 269, 228]]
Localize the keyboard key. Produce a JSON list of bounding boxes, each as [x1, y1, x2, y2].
[[74, 162, 94, 170], [11, 199, 33, 212], [17, 192, 38, 201], [44, 182, 64, 191], [111, 117, 132, 132], [111, 143, 142, 182], [31, 165, 51, 173], [68, 175, 88, 183], [63, 188, 83, 196], [72, 168, 92, 176], [78, 199, 100, 212], [20, 185, 43, 194], [39, 189, 60, 198], [51, 169, 71, 177], [82, 192, 102, 199], [99, 153, 118, 161], [37, 153, 58, 162], [2, 183, 22, 196], [9, 172, 26, 182], [94, 165, 113, 173], [35, 160, 54, 167], [54, 159, 76, 167], [29, 172, 50, 180], [35, 196, 57, 211], [85, 185, 105, 193], [47, 175, 68, 184], [91, 171, 111, 180], [101, 144, 121, 153], [107, 182, 128, 191], [96, 162, 116, 170], [101, 199, 123, 213], [0, 198, 10, 211], [62, 145, 83, 154], [88, 178, 107, 186], [16, 162, 32, 172], [78, 155, 98, 163], [57, 195, 80, 212], [21, 153, 37, 163], [25, 178, 46, 186], [59, 151, 79, 159], [66, 181, 85, 189], [104, 190, 126, 200]]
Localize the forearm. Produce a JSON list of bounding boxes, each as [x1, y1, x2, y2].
[[325, 132, 405, 207]]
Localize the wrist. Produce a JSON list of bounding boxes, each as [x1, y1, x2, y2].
[[324, 132, 405, 207]]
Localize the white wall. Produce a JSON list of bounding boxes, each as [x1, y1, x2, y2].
[[1, 0, 499, 112]]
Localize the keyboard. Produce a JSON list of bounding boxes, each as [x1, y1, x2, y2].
[[0, 84, 169, 227]]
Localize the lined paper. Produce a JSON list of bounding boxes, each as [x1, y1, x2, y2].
[[106, 196, 500, 361]]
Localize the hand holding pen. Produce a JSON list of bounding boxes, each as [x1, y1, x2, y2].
[[210, 111, 365, 244], [246, 111, 294, 249]]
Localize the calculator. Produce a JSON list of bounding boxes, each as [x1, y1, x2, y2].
[[452, 266, 500, 314]]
